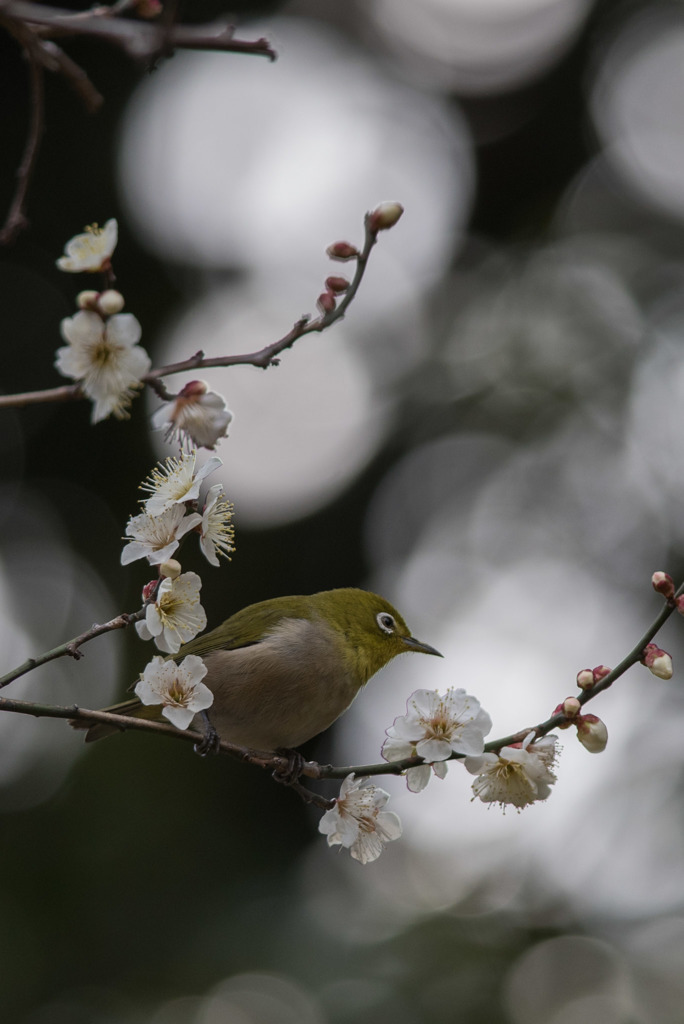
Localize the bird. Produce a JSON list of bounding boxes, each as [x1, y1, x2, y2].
[[73, 588, 442, 752]]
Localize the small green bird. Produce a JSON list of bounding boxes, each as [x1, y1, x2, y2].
[[76, 588, 441, 751]]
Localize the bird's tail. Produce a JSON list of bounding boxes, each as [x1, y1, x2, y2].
[[69, 698, 160, 742]]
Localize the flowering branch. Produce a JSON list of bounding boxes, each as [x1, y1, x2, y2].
[[0, 606, 146, 690], [0, 204, 401, 409]]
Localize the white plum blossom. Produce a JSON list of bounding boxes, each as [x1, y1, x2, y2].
[[465, 732, 558, 810], [140, 451, 221, 516], [199, 484, 235, 566], [153, 380, 233, 450], [55, 310, 151, 422], [121, 505, 202, 565], [382, 688, 492, 792], [57, 218, 118, 273], [134, 654, 213, 731], [318, 773, 402, 864], [136, 571, 207, 653]]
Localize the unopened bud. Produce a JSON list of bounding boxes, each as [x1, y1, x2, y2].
[[563, 697, 581, 718], [552, 702, 572, 728], [652, 571, 675, 599], [368, 201, 404, 232], [76, 290, 100, 311], [676, 595, 684, 617], [576, 669, 595, 690], [136, 0, 162, 17], [325, 276, 350, 294], [576, 713, 608, 753], [97, 289, 125, 316], [317, 291, 336, 315], [159, 558, 182, 580], [326, 241, 359, 262], [641, 643, 673, 679], [592, 665, 611, 684], [142, 580, 157, 602]]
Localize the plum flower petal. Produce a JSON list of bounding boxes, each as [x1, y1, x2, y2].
[[57, 219, 118, 272], [136, 571, 207, 653], [318, 774, 402, 864], [134, 654, 212, 730], [55, 310, 151, 422], [140, 451, 222, 516], [199, 484, 235, 567], [153, 380, 233, 451], [121, 505, 202, 565], [465, 732, 559, 810]]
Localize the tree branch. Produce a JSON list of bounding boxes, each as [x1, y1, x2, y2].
[[0, 2, 276, 61]]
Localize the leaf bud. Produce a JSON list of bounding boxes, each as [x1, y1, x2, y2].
[[97, 289, 125, 316], [368, 201, 404, 232], [325, 276, 350, 294], [317, 291, 336, 315], [326, 241, 359, 262], [576, 714, 608, 753], [576, 669, 595, 690], [641, 643, 673, 679]]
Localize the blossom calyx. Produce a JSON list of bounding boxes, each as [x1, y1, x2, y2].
[[575, 714, 608, 753]]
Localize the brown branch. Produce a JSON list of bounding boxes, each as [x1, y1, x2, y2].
[[0, 21, 45, 245], [0, 607, 146, 690], [0, 211, 384, 408], [0, 2, 277, 61]]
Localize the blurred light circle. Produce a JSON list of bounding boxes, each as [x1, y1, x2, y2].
[[591, 9, 684, 221], [119, 18, 473, 290], [368, 0, 591, 93], [148, 286, 388, 526]]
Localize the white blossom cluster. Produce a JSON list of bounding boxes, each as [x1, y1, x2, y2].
[[55, 220, 232, 448]]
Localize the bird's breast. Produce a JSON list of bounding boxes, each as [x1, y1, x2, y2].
[[196, 617, 362, 750]]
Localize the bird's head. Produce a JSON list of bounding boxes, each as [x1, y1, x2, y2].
[[313, 588, 442, 684]]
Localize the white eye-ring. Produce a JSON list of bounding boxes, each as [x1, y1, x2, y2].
[[376, 612, 396, 634]]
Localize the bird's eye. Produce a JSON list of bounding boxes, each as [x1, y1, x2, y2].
[[376, 612, 396, 634]]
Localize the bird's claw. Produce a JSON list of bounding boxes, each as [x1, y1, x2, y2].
[[272, 748, 305, 785], [193, 712, 220, 757]]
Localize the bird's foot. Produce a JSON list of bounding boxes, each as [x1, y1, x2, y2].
[[272, 748, 305, 785], [193, 712, 221, 757]]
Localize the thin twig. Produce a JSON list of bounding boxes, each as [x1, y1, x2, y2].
[[0, 607, 147, 690], [0, 2, 276, 60], [0, 27, 44, 245]]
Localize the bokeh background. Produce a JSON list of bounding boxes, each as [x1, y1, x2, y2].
[[2, 0, 684, 1021]]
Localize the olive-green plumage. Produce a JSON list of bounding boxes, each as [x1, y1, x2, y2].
[[77, 588, 441, 751]]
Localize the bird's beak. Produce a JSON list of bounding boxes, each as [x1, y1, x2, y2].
[[401, 635, 443, 657]]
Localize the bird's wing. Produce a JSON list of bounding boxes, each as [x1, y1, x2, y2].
[[170, 596, 312, 661]]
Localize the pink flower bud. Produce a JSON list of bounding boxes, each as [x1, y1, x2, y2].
[[76, 290, 100, 311], [325, 276, 350, 294], [641, 643, 673, 679], [97, 289, 125, 316], [552, 702, 573, 728], [326, 241, 359, 262], [592, 665, 611, 684], [159, 558, 181, 579], [576, 714, 608, 753], [142, 580, 158, 602], [676, 596, 684, 617], [368, 201, 404, 232], [317, 291, 336, 315], [652, 571, 675, 599], [563, 697, 581, 718], [576, 669, 595, 690]]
